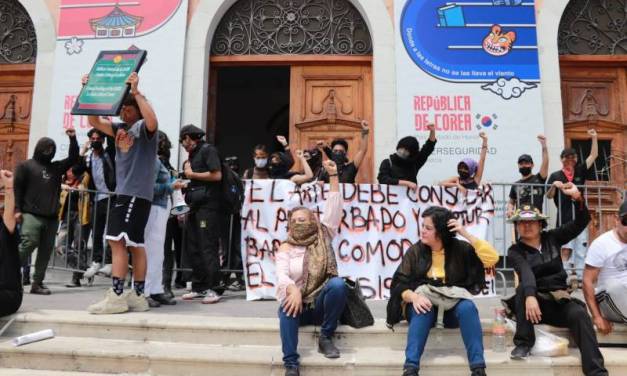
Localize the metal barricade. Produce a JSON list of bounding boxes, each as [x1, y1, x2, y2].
[[7, 181, 625, 296]]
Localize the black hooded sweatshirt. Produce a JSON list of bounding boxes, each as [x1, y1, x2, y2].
[[13, 136, 79, 218], [378, 138, 436, 185]]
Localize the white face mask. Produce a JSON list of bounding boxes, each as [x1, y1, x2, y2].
[[254, 158, 268, 168]]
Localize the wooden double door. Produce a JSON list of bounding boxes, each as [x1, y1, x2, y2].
[[209, 58, 373, 183], [0, 64, 34, 172], [560, 56, 627, 239]]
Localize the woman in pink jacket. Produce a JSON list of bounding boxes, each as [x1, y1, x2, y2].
[[275, 160, 346, 376]]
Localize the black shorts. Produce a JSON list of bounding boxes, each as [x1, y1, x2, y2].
[[105, 195, 151, 247]]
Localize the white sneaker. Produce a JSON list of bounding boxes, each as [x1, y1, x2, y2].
[[83, 262, 101, 279], [201, 289, 222, 304], [182, 291, 206, 300], [87, 288, 129, 314], [126, 291, 150, 312], [98, 264, 112, 276]]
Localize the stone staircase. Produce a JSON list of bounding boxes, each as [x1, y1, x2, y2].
[[0, 310, 625, 375]]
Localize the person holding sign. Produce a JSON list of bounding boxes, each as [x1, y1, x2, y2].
[[377, 123, 437, 190], [387, 206, 499, 376], [83, 72, 159, 314], [276, 160, 347, 376], [505, 183, 607, 375]]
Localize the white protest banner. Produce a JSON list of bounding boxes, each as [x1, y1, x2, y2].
[[394, 0, 545, 184], [47, 0, 187, 161], [241, 180, 498, 301]]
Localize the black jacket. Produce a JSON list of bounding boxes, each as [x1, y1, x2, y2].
[[507, 201, 589, 297], [14, 136, 79, 218], [386, 238, 486, 327], [83, 136, 116, 195], [377, 139, 436, 185]]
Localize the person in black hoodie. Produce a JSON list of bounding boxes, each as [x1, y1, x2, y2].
[[13, 129, 79, 295], [387, 206, 498, 376], [0, 170, 22, 316], [377, 124, 436, 190], [506, 183, 607, 375]]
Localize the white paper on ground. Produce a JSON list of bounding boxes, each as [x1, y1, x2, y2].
[[12, 329, 55, 347]]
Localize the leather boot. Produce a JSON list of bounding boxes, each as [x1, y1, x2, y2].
[[30, 282, 51, 295], [318, 335, 340, 358]]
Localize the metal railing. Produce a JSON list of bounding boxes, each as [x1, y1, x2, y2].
[[4, 181, 624, 295]]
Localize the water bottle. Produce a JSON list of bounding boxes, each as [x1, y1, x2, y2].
[[491, 307, 507, 352]]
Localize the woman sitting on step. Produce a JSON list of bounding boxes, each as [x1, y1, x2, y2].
[[275, 160, 347, 376], [387, 206, 499, 376]]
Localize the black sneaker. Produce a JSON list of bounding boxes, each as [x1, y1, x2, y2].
[[318, 335, 340, 358], [146, 296, 161, 308], [163, 288, 175, 300], [402, 366, 419, 376], [151, 293, 177, 305], [471, 367, 487, 376], [65, 275, 81, 288], [510, 345, 530, 360], [22, 273, 30, 286], [284, 366, 299, 376]]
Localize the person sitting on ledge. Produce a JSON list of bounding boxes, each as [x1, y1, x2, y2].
[[275, 160, 347, 376], [387, 206, 499, 376], [505, 183, 607, 376]]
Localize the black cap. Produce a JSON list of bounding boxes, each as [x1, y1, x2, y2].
[[518, 154, 533, 164], [179, 124, 205, 139], [560, 148, 577, 159], [620, 200, 627, 217]]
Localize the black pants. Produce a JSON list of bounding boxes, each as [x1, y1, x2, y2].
[[163, 215, 183, 288], [185, 207, 223, 294], [91, 199, 112, 265], [513, 287, 607, 375], [0, 290, 22, 317]]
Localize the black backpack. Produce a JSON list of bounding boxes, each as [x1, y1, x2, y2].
[[221, 161, 244, 214]]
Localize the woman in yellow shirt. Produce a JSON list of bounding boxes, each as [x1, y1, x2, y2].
[[386, 206, 499, 376]]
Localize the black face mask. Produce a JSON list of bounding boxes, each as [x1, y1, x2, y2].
[[519, 167, 532, 176], [332, 150, 348, 165], [458, 170, 470, 180], [91, 141, 103, 151], [33, 137, 56, 164], [269, 162, 287, 177]]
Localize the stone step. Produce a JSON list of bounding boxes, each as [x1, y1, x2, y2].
[[0, 369, 140, 376], [0, 335, 625, 376], [4, 310, 626, 351]]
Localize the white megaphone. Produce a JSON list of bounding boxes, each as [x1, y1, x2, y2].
[[170, 189, 189, 215]]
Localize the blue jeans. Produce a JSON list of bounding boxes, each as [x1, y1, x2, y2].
[[278, 276, 347, 367], [405, 299, 485, 370]]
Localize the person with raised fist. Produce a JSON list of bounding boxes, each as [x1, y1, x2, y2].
[[14, 128, 79, 295], [506, 183, 607, 376], [276, 160, 347, 376]]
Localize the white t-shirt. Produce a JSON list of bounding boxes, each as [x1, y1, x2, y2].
[[585, 230, 627, 292]]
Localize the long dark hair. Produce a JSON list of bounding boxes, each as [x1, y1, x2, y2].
[[422, 206, 456, 248]]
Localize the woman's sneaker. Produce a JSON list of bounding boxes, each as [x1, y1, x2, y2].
[[87, 288, 129, 314], [201, 289, 222, 304], [126, 291, 150, 312], [182, 290, 206, 300]]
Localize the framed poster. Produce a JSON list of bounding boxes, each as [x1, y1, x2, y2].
[[71, 49, 147, 116]]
